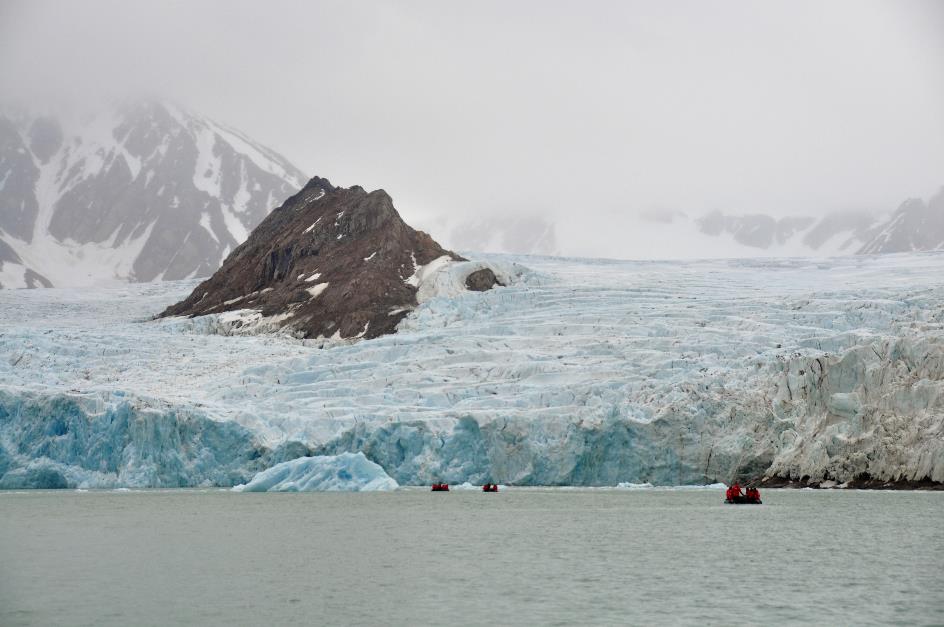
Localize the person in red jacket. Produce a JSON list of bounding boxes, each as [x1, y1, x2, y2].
[[731, 482, 743, 498], [746, 486, 761, 502]]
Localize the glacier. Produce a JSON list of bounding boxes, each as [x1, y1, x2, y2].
[[233, 452, 398, 492], [1, 253, 942, 488]]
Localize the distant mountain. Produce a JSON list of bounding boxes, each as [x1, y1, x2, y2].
[[434, 194, 943, 261], [0, 100, 306, 288], [859, 188, 944, 254], [611, 189, 943, 261], [695, 209, 875, 255], [160, 177, 501, 340]]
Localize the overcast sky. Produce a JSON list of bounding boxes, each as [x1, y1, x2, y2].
[[2, 0, 942, 257]]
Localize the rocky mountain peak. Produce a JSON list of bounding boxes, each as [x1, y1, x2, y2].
[[858, 188, 944, 255], [159, 178, 485, 340], [0, 99, 307, 289]]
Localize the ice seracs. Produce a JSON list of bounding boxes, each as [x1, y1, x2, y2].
[[1, 252, 942, 488]]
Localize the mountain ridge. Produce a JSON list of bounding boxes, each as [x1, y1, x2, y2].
[[1, 99, 940, 287], [0, 99, 306, 288]]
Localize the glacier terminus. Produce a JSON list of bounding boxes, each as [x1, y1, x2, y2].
[[1, 252, 942, 489]]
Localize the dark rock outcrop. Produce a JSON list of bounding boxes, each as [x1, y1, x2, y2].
[[160, 177, 465, 340], [465, 267, 502, 291]]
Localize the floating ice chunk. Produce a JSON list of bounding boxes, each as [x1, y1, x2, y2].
[[451, 482, 505, 491], [699, 483, 728, 490], [233, 453, 398, 492], [616, 482, 654, 489]]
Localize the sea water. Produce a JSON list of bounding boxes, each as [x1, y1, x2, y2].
[[1, 488, 941, 626]]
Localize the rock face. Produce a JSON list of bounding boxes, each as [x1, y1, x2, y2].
[[160, 177, 464, 339], [0, 100, 306, 288]]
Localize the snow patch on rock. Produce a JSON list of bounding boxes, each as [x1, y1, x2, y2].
[[306, 282, 329, 299]]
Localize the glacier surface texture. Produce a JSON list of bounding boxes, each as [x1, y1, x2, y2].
[[1, 253, 942, 488]]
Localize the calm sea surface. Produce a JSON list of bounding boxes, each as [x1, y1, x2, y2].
[[1, 488, 941, 626]]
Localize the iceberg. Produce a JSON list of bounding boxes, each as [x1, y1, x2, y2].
[[233, 452, 398, 492]]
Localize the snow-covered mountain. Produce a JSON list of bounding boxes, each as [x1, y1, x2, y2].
[[688, 190, 944, 258], [571, 194, 942, 261], [859, 189, 944, 254], [691, 209, 874, 256], [0, 100, 306, 289]]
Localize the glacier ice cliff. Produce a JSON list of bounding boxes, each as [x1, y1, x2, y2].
[[233, 452, 398, 492], [0, 253, 942, 488], [766, 335, 944, 483], [0, 390, 315, 489]]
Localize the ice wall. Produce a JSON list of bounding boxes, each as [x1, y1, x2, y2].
[[0, 390, 311, 488], [767, 336, 944, 483], [1, 253, 942, 488]]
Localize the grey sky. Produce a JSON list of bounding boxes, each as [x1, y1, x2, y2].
[[2, 0, 942, 257]]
